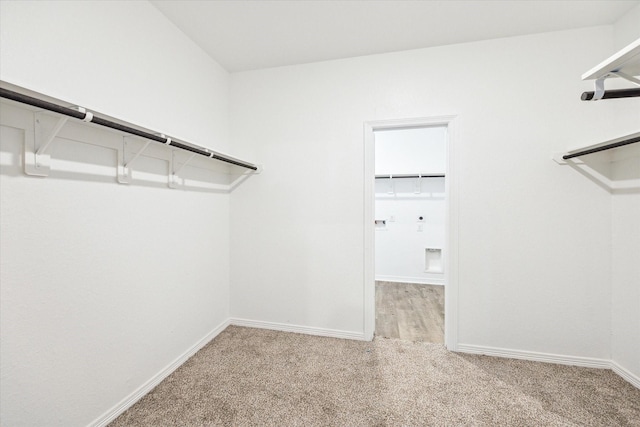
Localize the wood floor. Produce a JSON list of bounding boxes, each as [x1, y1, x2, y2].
[[375, 281, 444, 343]]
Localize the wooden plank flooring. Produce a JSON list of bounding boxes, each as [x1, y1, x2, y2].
[[375, 281, 444, 343]]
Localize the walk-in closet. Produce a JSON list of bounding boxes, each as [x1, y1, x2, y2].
[[1, 1, 638, 425]]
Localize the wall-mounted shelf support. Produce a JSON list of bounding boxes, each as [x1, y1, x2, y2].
[[25, 113, 71, 176], [169, 151, 196, 189], [387, 175, 395, 194], [36, 115, 67, 156], [117, 136, 153, 184], [124, 140, 152, 169], [610, 71, 640, 85], [414, 175, 422, 194]]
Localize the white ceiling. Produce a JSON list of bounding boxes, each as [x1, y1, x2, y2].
[[150, 0, 639, 72]]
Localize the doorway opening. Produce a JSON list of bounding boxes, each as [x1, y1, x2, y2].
[[364, 116, 458, 349]]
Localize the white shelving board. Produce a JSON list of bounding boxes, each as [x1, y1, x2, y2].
[[555, 39, 640, 191], [582, 38, 640, 80], [560, 131, 640, 160], [553, 132, 640, 191], [375, 173, 445, 178], [564, 38, 640, 158]]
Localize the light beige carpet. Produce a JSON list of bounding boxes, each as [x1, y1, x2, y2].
[[111, 326, 640, 426]]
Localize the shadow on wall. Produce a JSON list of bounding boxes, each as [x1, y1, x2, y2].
[[0, 101, 254, 194]]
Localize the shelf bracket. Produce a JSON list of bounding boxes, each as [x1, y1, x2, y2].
[[117, 136, 152, 184], [610, 71, 640, 86], [36, 116, 68, 156], [414, 174, 422, 194], [588, 72, 640, 101], [124, 140, 152, 169], [220, 166, 261, 192], [25, 113, 69, 177], [592, 76, 607, 101], [169, 151, 196, 189]]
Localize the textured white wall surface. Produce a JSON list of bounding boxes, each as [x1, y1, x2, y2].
[[0, 0, 230, 150], [0, 1, 232, 426], [230, 26, 617, 356], [374, 126, 447, 174], [613, 2, 640, 50], [611, 182, 640, 380], [375, 178, 446, 284], [610, 9, 640, 382]]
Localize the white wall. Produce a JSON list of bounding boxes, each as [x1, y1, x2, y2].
[[375, 126, 446, 174], [610, 146, 640, 381], [0, 1, 232, 426], [0, 0, 229, 147], [375, 127, 446, 284], [375, 178, 446, 284], [230, 27, 616, 358], [613, 2, 640, 50], [610, 9, 640, 383]]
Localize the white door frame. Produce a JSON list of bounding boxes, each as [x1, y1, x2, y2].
[[363, 115, 459, 350]]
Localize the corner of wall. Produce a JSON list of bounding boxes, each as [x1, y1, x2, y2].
[[88, 319, 231, 427], [613, 3, 640, 50]]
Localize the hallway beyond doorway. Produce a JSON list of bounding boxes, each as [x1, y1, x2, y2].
[[375, 281, 444, 343]]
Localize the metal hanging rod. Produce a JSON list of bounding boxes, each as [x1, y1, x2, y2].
[[0, 87, 258, 171], [562, 135, 640, 160], [581, 88, 640, 101], [375, 174, 445, 179]]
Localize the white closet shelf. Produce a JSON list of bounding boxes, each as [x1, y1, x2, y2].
[[375, 173, 445, 179], [558, 40, 640, 190], [554, 131, 640, 164], [553, 131, 640, 191], [0, 83, 260, 188], [582, 38, 640, 81]]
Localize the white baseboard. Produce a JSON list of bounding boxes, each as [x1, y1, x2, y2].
[[89, 319, 231, 427], [456, 344, 611, 369], [85, 325, 638, 427], [376, 275, 444, 286], [457, 344, 640, 389], [610, 361, 640, 389], [230, 317, 367, 341]]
